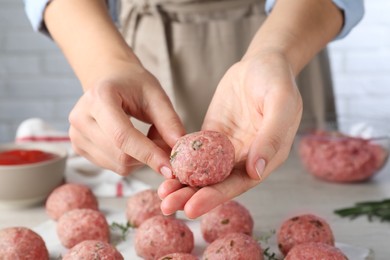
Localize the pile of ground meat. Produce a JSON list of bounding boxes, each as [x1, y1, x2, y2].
[[298, 130, 388, 182]]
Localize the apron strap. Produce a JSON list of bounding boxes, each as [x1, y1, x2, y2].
[[122, 0, 173, 91]]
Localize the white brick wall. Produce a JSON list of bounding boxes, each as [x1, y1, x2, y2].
[[0, 1, 389, 143], [329, 0, 390, 125], [0, 1, 82, 142]]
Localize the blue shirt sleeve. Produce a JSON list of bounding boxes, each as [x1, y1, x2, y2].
[[265, 0, 365, 40], [23, 0, 119, 36], [23, 0, 51, 35]]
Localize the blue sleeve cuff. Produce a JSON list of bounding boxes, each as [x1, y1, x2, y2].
[[332, 0, 364, 40], [265, 0, 365, 40], [23, 0, 120, 36], [23, 0, 51, 36]]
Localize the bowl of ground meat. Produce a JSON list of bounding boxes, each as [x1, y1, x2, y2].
[[297, 119, 390, 183]]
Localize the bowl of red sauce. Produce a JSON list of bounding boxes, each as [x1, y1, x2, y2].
[[0, 143, 67, 208]]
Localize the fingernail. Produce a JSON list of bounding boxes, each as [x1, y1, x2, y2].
[[255, 159, 266, 180], [160, 166, 173, 179]]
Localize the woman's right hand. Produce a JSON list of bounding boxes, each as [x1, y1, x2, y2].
[[68, 61, 185, 177]]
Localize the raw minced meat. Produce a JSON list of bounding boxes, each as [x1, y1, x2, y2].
[[57, 208, 110, 249], [202, 232, 263, 260], [157, 252, 198, 260], [170, 131, 235, 187], [277, 213, 334, 256], [298, 130, 388, 182], [135, 215, 194, 260], [126, 189, 166, 227], [62, 240, 123, 260], [0, 227, 49, 260], [46, 183, 98, 220], [285, 242, 347, 260], [201, 200, 253, 243]]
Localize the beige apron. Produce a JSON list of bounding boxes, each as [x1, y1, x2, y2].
[[119, 0, 336, 133]]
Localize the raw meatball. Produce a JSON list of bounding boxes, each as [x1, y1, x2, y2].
[[158, 252, 198, 260], [0, 227, 49, 260], [126, 189, 165, 227], [298, 130, 388, 182], [170, 131, 235, 187], [201, 200, 253, 243], [277, 214, 335, 256], [135, 215, 194, 260], [285, 242, 347, 260], [62, 240, 123, 260], [57, 209, 110, 249], [46, 183, 98, 220], [203, 232, 263, 260]]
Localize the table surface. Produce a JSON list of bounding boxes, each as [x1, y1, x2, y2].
[[1, 150, 389, 259]]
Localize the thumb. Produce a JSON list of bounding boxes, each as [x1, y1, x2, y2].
[[246, 94, 302, 182]]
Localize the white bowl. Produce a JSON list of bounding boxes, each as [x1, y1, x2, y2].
[[0, 143, 68, 209]]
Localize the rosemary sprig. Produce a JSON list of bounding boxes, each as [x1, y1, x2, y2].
[[334, 198, 390, 222], [255, 229, 282, 260], [257, 229, 276, 244], [110, 221, 134, 241], [263, 247, 281, 260]]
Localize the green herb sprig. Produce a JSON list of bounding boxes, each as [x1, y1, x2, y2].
[[255, 229, 282, 260], [110, 221, 134, 241], [334, 198, 390, 222], [263, 247, 281, 260]]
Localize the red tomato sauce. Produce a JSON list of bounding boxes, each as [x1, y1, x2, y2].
[[0, 149, 58, 165]]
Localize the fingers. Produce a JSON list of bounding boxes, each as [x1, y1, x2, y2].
[[88, 92, 174, 177], [161, 186, 197, 216], [147, 91, 186, 148], [159, 167, 258, 219], [157, 179, 184, 199], [69, 123, 143, 176], [147, 125, 175, 155], [246, 88, 302, 181]]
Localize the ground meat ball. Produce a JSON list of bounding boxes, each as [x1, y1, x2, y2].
[[203, 232, 263, 260], [298, 130, 388, 182], [170, 131, 235, 187], [57, 209, 110, 249], [158, 252, 198, 260], [62, 240, 124, 260], [0, 227, 49, 260], [201, 200, 253, 243], [126, 189, 165, 227], [46, 183, 98, 220], [285, 242, 347, 260], [135, 215, 194, 260], [277, 214, 335, 256]]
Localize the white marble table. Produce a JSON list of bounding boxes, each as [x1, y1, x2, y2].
[[1, 150, 389, 259]]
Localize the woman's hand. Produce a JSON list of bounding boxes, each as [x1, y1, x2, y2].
[[44, 0, 185, 176], [158, 51, 303, 218], [68, 61, 185, 176]]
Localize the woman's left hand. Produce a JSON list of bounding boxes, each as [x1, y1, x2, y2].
[[158, 51, 303, 218]]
